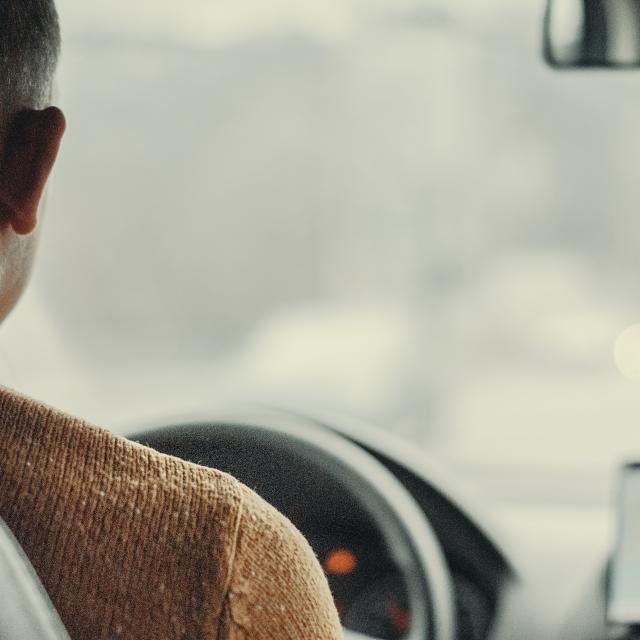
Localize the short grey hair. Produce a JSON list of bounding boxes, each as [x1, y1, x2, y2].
[[0, 0, 60, 113]]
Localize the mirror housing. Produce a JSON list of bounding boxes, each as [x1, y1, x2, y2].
[[544, 0, 640, 68]]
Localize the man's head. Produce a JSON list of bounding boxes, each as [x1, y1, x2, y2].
[[0, 0, 65, 321]]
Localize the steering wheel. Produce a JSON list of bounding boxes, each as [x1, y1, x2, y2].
[[132, 409, 455, 640]]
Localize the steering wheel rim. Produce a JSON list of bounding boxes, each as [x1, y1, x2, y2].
[[132, 409, 455, 640]]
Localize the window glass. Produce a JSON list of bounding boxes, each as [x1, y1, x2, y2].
[[3, 0, 639, 501]]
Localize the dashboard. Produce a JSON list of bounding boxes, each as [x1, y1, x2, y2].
[[306, 524, 491, 639], [130, 407, 612, 640], [308, 526, 411, 639]]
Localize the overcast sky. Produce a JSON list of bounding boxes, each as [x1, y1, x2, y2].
[[56, 0, 533, 47]]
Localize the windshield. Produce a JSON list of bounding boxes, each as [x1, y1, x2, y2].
[[2, 0, 639, 502]]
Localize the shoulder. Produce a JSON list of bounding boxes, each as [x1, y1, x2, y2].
[[0, 386, 251, 638], [0, 386, 341, 638], [219, 483, 342, 640]]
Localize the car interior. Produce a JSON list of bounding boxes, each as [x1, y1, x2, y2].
[[3, 0, 640, 639]]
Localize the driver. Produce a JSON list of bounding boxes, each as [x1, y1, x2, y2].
[[0, 2, 342, 639]]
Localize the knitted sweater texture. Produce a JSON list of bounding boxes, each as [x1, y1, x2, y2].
[[0, 387, 342, 639]]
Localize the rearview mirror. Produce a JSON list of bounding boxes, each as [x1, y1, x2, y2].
[[544, 0, 640, 68]]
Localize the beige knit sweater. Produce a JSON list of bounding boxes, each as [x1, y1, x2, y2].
[[0, 386, 342, 639]]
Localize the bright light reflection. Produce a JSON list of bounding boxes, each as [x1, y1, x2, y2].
[[614, 324, 640, 380]]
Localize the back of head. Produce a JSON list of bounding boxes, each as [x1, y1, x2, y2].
[[0, 0, 60, 115], [0, 0, 63, 322]]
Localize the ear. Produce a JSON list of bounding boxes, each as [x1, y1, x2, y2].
[[0, 107, 66, 235]]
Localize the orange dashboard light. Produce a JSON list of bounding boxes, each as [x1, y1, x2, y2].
[[324, 548, 358, 576], [388, 604, 411, 633]]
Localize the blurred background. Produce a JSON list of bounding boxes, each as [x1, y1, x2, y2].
[[2, 0, 640, 505]]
